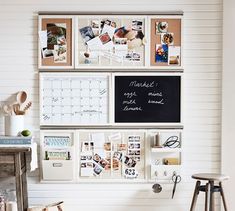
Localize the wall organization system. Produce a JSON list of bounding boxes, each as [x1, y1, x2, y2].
[[38, 12, 183, 184], [0, 1, 222, 210]]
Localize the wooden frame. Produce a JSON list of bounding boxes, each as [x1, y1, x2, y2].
[[38, 15, 74, 69], [38, 13, 183, 71]]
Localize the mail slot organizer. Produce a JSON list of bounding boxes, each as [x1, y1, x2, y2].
[[40, 129, 182, 182], [40, 130, 76, 181]]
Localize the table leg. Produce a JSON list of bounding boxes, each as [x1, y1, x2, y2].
[[15, 152, 23, 211], [209, 181, 215, 211], [22, 153, 28, 211]]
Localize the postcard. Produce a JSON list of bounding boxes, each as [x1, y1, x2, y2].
[[132, 20, 143, 31], [156, 22, 168, 33], [161, 33, 174, 45], [168, 46, 181, 65], [156, 44, 168, 63], [79, 26, 95, 43], [53, 45, 67, 63]]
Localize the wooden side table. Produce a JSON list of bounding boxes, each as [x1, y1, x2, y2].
[[0, 147, 31, 211]]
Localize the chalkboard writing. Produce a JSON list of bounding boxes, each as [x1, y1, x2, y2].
[[114, 75, 181, 123]]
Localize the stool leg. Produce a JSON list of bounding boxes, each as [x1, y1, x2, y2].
[[205, 182, 209, 211], [190, 180, 201, 211], [219, 182, 228, 211], [209, 181, 215, 211]]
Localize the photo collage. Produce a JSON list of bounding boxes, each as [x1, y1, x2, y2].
[[79, 132, 144, 179], [155, 21, 181, 66], [78, 18, 146, 65], [39, 23, 68, 63]]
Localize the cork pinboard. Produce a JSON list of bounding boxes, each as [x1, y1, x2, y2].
[[150, 18, 181, 66], [41, 18, 72, 67]]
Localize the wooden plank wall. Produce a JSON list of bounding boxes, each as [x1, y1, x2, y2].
[[0, 0, 222, 210]]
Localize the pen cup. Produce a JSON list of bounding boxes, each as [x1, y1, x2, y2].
[[4, 115, 24, 136]]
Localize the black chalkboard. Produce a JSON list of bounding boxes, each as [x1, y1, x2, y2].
[[114, 75, 181, 123]]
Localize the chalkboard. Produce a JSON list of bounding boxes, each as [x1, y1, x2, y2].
[[114, 75, 181, 123]]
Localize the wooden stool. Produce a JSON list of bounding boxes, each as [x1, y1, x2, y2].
[[190, 173, 229, 211]]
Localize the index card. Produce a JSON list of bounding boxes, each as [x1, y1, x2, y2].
[[38, 30, 47, 49], [101, 24, 116, 38], [108, 133, 122, 141], [87, 37, 103, 50], [91, 133, 105, 148]]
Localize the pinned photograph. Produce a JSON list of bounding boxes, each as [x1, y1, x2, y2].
[[168, 46, 181, 65], [93, 153, 101, 163], [104, 142, 111, 151], [82, 141, 90, 151], [114, 38, 128, 51], [161, 33, 174, 45], [156, 44, 168, 63], [42, 49, 54, 58], [91, 20, 99, 29], [156, 22, 168, 33], [54, 45, 67, 63], [125, 52, 141, 61], [128, 150, 140, 156], [113, 151, 122, 161], [117, 143, 127, 151], [94, 164, 103, 175], [112, 158, 120, 170], [99, 159, 109, 169], [79, 26, 95, 43], [99, 32, 112, 45], [101, 19, 116, 29], [57, 35, 66, 45], [47, 23, 66, 50], [132, 20, 143, 31], [124, 156, 137, 168]]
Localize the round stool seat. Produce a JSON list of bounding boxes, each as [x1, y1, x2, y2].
[[192, 173, 229, 181]]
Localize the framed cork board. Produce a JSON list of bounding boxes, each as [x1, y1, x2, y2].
[[150, 16, 182, 68], [38, 16, 74, 69]]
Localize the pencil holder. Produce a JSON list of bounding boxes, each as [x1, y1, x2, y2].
[[4, 115, 24, 136]]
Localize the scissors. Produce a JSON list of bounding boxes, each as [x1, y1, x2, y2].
[[172, 173, 181, 199]]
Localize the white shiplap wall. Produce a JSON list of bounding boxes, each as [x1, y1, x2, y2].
[[0, 0, 222, 210]]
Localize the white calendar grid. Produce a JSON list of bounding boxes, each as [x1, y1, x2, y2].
[[41, 74, 109, 125]]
